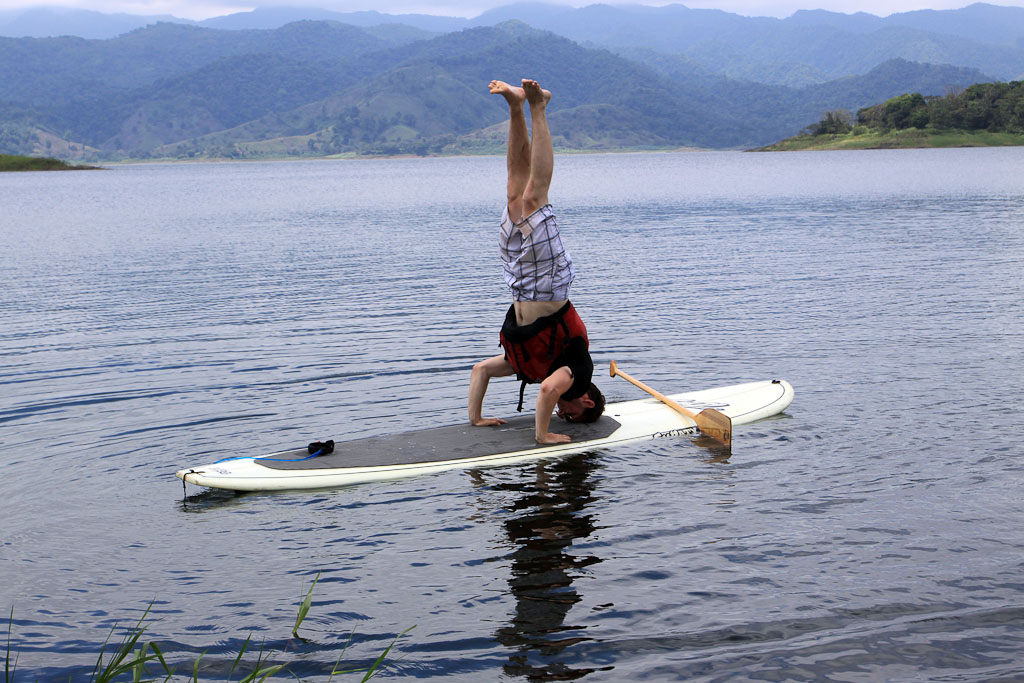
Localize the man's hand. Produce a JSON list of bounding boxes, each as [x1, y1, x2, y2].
[[536, 431, 571, 444], [472, 417, 507, 427]]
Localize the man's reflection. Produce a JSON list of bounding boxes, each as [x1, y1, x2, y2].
[[478, 452, 610, 681]]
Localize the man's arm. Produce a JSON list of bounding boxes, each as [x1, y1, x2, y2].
[[535, 367, 573, 444], [469, 354, 514, 426]]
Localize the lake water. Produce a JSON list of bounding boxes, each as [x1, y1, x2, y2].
[[2, 148, 1023, 681]]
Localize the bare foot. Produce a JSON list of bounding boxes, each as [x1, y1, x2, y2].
[[521, 79, 551, 108], [472, 417, 507, 427], [489, 80, 526, 107]]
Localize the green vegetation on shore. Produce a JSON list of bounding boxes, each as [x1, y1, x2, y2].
[[0, 154, 99, 171], [755, 128, 1024, 151], [755, 80, 1024, 150]]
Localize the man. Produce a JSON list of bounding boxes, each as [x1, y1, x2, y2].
[[468, 78, 605, 444]]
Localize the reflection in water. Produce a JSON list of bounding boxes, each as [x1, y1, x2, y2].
[[178, 486, 248, 512], [691, 435, 734, 462], [476, 453, 610, 681]]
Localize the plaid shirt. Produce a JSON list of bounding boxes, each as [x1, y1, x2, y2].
[[499, 204, 575, 301]]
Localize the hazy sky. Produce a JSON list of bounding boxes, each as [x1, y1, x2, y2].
[[1, 0, 1021, 22]]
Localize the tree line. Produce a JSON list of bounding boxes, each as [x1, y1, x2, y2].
[[808, 81, 1024, 135]]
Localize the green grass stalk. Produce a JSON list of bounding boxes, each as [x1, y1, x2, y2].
[[5, 608, 17, 683], [292, 571, 321, 639], [360, 626, 415, 681], [4, 577, 412, 681], [88, 603, 168, 682]]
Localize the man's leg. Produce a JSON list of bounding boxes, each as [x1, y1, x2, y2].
[[489, 80, 530, 221], [522, 79, 553, 217], [469, 354, 515, 427]]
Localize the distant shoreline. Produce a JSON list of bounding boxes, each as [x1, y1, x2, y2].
[[0, 154, 101, 172], [59, 146, 714, 165], [752, 129, 1024, 152], [13, 139, 1024, 169]]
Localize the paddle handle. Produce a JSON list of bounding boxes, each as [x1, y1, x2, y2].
[[609, 361, 732, 448], [609, 361, 698, 419]]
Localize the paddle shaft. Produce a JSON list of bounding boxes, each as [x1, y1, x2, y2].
[[609, 361, 732, 448], [610, 361, 700, 418]]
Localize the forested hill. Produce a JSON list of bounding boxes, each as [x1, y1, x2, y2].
[[3, 2, 1024, 88], [757, 80, 1024, 150], [0, 20, 997, 160]]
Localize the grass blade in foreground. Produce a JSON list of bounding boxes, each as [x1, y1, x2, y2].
[[293, 571, 321, 639], [332, 626, 416, 681], [5, 608, 18, 683], [4, 586, 417, 681]]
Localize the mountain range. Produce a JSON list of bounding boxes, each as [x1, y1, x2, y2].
[[0, 2, 1020, 160]]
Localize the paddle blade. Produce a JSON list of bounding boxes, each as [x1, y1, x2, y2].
[[695, 409, 732, 449]]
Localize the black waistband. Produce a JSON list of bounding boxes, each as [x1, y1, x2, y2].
[[500, 300, 573, 342]]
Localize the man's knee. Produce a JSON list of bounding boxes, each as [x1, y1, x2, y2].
[[523, 186, 548, 212], [474, 355, 513, 378]]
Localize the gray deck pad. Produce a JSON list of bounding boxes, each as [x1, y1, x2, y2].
[[255, 414, 623, 470]]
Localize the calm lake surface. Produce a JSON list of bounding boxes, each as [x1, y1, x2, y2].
[[2, 148, 1023, 681]]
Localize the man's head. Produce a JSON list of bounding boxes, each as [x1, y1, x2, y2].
[[556, 382, 606, 424]]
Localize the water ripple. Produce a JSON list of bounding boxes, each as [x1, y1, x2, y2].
[[2, 150, 1023, 680]]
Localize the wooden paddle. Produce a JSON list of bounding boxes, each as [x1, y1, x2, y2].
[[609, 361, 732, 449]]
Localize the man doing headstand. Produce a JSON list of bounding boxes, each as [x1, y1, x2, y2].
[[468, 78, 605, 444]]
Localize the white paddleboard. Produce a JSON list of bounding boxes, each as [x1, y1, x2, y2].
[[176, 379, 793, 492]]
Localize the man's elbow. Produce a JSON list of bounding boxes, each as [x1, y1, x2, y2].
[[537, 381, 562, 402]]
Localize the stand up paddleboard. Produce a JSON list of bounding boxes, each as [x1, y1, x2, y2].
[[176, 379, 793, 492]]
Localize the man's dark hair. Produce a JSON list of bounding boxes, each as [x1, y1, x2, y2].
[[578, 382, 606, 423]]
